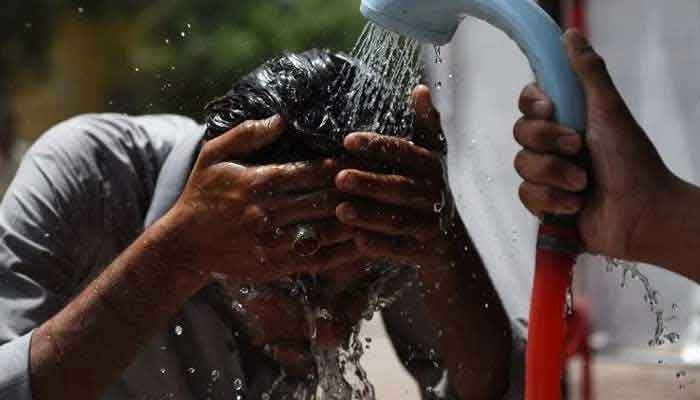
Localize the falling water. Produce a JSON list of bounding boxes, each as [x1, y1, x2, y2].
[[332, 23, 423, 136], [606, 258, 680, 346]]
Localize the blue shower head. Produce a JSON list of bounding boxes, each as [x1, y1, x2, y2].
[[360, 0, 586, 131]]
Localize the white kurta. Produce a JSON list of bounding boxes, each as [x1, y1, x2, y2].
[[427, 0, 700, 356]]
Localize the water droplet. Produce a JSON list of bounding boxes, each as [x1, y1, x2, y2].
[[180, 31, 186, 38], [187, 23, 192, 29], [484, 303, 490, 309], [233, 378, 243, 390], [174, 325, 183, 336], [160, 368, 167, 374], [78, 7, 84, 13], [433, 45, 443, 64], [672, 303, 680, 313], [164, 38, 170, 45], [240, 285, 250, 295], [666, 332, 681, 344], [448, 73, 454, 79], [433, 202, 444, 213], [232, 301, 244, 312], [134, 67, 140, 72], [187, 367, 196, 374], [435, 81, 442, 90], [211, 369, 221, 382]]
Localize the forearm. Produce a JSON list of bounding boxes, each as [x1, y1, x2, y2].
[[418, 220, 512, 400], [634, 176, 700, 282], [30, 211, 209, 400]]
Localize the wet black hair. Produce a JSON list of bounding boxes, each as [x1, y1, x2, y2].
[[204, 49, 415, 163]]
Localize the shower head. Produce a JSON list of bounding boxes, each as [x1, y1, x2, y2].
[[360, 0, 586, 131]]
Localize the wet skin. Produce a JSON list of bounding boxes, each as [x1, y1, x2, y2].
[[514, 29, 700, 282], [216, 85, 462, 377], [29, 85, 512, 400]]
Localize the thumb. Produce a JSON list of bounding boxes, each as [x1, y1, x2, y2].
[[563, 29, 624, 110], [412, 85, 446, 154], [200, 114, 284, 165]]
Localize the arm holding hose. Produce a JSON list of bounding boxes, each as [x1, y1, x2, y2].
[[515, 29, 700, 281]]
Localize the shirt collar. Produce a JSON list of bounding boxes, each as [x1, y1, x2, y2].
[[144, 127, 205, 228]]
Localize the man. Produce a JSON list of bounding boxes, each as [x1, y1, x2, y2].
[[0, 50, 520, 399]]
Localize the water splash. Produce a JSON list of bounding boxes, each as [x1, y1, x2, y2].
[[295, 280, 376, 400], [606, 258, 680, 347], [332, 23, 423, 136]]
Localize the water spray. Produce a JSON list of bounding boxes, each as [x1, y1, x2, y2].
[[359, 0, 587, 399]]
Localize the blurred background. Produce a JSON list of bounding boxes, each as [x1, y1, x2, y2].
[[0, 0, 364, 190]]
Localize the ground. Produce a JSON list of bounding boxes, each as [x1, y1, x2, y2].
[[361, 317, 700, 399]]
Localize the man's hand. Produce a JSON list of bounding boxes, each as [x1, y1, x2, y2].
[[514, 29, 680, 264], [167, 115, 363, 283], [336, 85, 448, 268], [337, 85, 513, 399]]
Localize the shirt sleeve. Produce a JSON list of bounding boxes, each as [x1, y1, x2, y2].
[[0, 114, 194, 398]]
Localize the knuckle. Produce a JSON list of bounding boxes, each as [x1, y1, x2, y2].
[[540, 155, 560, 177], [542, 186, 563, 207], [239, 120, 259, 132], [513, 151, 529, 176], [244, 206, 272, 233], [199, 141, 219, 162], [518, 182, 530, 204], [513, 117, 527, 140]]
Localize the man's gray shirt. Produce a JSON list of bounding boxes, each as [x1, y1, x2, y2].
[[0, 114, 524, 399]]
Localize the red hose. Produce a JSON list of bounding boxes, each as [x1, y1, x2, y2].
[[526, 224, 578, 400], [526, 2, 589, 398]]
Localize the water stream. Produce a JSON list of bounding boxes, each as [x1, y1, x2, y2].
[[606, 258, 680, 347]]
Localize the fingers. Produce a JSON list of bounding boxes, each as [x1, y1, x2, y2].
[[263, 189, 348, 228], [514, 150, 588, 192], [412, 85, 445, 153], [354, 231, 421, 262], [518, 83, 554, 120], [563, 29, 625, 109], [200, 115, 284, 165], [337, 201, 439, 242], [250, 158, 356, 196], [514, 118, 583, 156], [518, 181, 583, 218], [343, 132, 443, 177], [336, 169, 439, 211]]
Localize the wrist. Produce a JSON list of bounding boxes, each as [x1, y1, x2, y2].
[[143, 207, 210, 289], [631, 174, 700, 271]]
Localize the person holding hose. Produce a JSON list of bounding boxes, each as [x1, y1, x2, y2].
[[514, 29, 700, 283]]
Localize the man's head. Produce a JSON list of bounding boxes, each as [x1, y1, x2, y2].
[[203, 49, 419, 377], [204, 49, 415, 163]]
